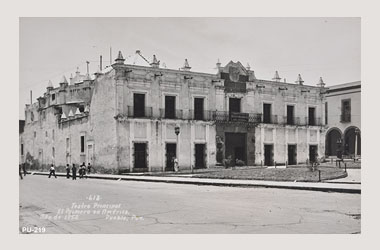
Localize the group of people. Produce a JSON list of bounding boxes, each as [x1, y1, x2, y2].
[[65, 162, 92, 180]]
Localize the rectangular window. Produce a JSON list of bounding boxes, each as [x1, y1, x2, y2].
[[341, 99, 351, 122], [80, 136, 85, 153], [165, 96, 176, 119], [133, 93, 145, 118], [286, 105, 294, 125], [325, 102, 328, 125], [52, 129, 55, 140], [194, 98, 204, 120], [51, 94, 56, 101], [229, 98, 241, 113], [263, 103, 272, 123], [308, 107, 316, 125], [21, 144, 24, 156], [52, 147, 55, 158], [34, 131, 36, 138]]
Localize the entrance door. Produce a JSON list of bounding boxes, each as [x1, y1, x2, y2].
[[165, 143, 176, 171], [264, 144, 274, 166], [288, 145, 297, 165], [225, 133, 247, 164], [87, 144, 94, 165], [134, 143, 147, 171], [309, 145, 318, 163], [195, 144, 206, 169], [133, 93, 145, 118]]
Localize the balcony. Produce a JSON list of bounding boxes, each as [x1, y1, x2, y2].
[[127, 106, 153, 118], [340, 114, 351, 123], [159, 109, 184, 119], [188, 109, 214, 121], [262, 114, 278, 124], [214, 111, 261, 124]]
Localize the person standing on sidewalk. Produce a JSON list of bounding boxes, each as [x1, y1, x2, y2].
[[19, 164, 23, 180], [87, 162, 92, 175], [22, 162, 27, 176], [65, 164, 70, 179], [48, 164, 57, 178], [72, 164, 77, 180]]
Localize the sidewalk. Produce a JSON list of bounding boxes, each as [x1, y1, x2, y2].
[[28, 171, 361, 194], [325, 169, 361, 184]]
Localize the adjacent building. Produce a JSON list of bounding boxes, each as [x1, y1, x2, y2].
[[20, 50, 328, 173], [325, 81, 361, 158]]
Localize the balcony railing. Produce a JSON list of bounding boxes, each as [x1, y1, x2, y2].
[[124, 107, 324, 126], [159, 109, 184, 119], [340, 114, 351, 123], [262, 114, 278, 124], [127, 106, 153, 118], [188, 110, 214, 121], [283, 116, 323, 126], [213, 111, 261, 123]]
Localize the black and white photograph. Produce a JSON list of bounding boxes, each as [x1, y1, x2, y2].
[[16, 16, 363, 235]]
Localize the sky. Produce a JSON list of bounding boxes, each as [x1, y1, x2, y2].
[[19, 17, 360, 119]]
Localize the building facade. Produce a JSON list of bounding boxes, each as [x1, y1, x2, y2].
[[20, 51, 327, 173], [325, 81, 361, 158]]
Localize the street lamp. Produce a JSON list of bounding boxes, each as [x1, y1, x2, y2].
[[354, 128, 360, 158], [174, 124, 180, 172], [336, 138, 343, 160]]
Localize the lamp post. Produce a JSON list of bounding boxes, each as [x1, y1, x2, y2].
[[174, 124, 180, 172], [336, 138, 343, 160], [354, 128, 360, 158]]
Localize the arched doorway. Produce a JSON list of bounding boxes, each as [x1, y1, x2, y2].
[[344, 127, 361, 156], [325, 128, 342, 156]]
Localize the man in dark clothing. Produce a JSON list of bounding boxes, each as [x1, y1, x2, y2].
[[48, 164, 57, 178], [80, 162, 86, 179], [72, 164, 77, 180], [87, 162, 92, 175], [22, 163, 27, 176], [66, 164, 70, 179], [19, 164, 23, 180]]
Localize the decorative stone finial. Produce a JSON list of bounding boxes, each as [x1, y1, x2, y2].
[[61, 112, 67, 119], [150, 55, 160, 68], [272, 71, 281, 82], [246, 63, 251, 71], [75, 108, 81, 115], [181, 59, 191, 71], [47, 80, 53, 90], [317, 77, 326, 88], [114, 51, 125, 64], [295, 74, 304, 85], [68, 109, 74, 117]]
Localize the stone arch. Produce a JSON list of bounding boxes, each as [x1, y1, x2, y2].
[[343, 126, 361, 156], [325, 127, 343, 156]]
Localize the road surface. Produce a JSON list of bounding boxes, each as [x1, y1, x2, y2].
[[19, 175, 360, 233]]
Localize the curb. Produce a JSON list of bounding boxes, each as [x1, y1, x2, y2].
[[29, 172, 361, 194]]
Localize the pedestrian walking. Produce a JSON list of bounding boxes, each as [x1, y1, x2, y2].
[[66, 164, 70, 179], [19, 164, 23, 180], [80, 162, 87, 179], [174, 157, 179, 172], [48, 164, 57, 178], [22, 163, 27, 176], [72, 164, 77, 180], [87, 162, 92, 175]]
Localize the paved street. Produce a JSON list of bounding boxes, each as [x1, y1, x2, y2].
[[19, 175, 361, 234]]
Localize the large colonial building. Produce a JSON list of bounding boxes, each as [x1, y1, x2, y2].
[[19, 50, 327, 173], [325, 81, 361, 158]]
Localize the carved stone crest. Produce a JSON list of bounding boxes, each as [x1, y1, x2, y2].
[[229, 66, 240, 82]]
